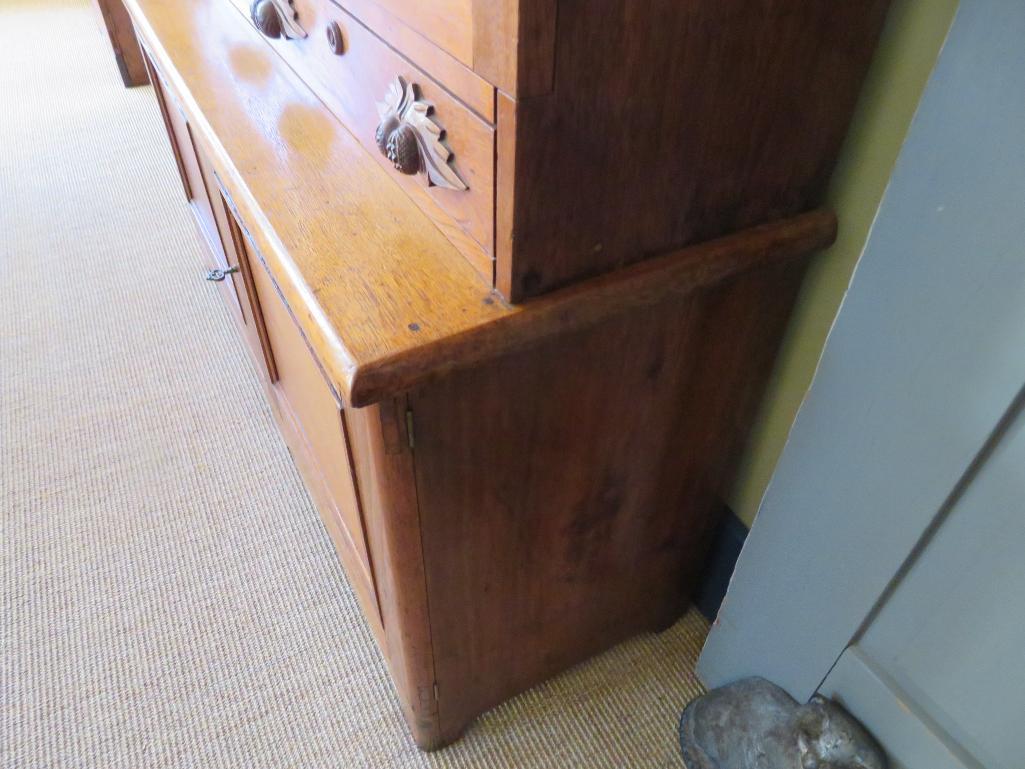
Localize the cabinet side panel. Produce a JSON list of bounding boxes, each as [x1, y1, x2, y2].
[[471, 0, 556, 96], [411, 257, 807, 739], [501, 0, 889, 299]]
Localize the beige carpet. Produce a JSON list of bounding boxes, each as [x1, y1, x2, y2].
[[0, 1, 708, 766]]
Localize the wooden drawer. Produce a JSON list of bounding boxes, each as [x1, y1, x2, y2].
[[330, 0, 556, 98], [244, 231, 381, 625], [229, 0, 495, 276], [353, 0, 473, 68]]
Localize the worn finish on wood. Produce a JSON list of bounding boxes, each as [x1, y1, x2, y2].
[[93, 0, 147, 87], [470, 0, 556, 96], [350, 212, 834, 408], [409, 256, 808, 742], [325, 0, 495, 122], [227, 0, 886, 301], [343, 400, 444, 748], [224, 0, 495, 278], [125, 0, 884, 751], [358, 0, 474, 67], [496, 0, 891, 299], [130, 0, 841, 409], [129, 0, 505, 404]]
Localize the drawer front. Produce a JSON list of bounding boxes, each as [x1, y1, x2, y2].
[[229, 0, 495, 267], [247, 244, 380, 618], [351, 0, 473, 67]]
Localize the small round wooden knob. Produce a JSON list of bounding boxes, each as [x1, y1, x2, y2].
[[326, 21, 345, 55], [250, 0, 282, 39]]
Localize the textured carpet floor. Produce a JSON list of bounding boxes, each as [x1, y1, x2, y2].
[[0, 1, 708, 766]]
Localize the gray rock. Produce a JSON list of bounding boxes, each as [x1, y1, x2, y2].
[[679, 677, 887, 769]]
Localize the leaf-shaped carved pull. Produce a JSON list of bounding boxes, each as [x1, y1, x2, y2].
[[374, 78, 468, 192], [250, 0, 307, 40]]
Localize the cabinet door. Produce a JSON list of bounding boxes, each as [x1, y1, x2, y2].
[[145, 54, 223, 264], [244, 236, 380, 624], [213, 198, 277, 384], [144, 48, 252, 335], [193, 147, 244, 322]]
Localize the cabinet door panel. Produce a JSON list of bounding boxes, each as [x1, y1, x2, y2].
[[215, 199, 277, 383], [147, 60, 223, 263], [193, 147, 244, 320], [247, 248, 379, 619]]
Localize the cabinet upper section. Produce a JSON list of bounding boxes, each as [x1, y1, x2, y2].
[[125, 0, 856, 405], [343, 0, 556, 97], [207, 0, 891, 300]]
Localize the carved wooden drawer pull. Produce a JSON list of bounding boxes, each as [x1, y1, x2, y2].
[[375, 78, 467, 192], [250, 0, 307, 40]]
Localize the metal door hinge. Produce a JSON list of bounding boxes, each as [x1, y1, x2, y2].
[[405, 409, 415, 450]]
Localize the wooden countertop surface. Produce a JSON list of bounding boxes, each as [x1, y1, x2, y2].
[[126, 0, 836, 407]]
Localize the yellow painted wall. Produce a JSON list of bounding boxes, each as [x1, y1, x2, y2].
[[728, 0, 960, 527]]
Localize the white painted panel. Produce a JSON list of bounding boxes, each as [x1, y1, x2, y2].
[[699, 0, 1025, 701], [854, 399, 1025, 769], [819, 646, 981, 769]]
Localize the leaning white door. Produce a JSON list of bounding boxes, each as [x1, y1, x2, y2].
[[697, 2, 1025, 767], [819, 392, 1025, 769]]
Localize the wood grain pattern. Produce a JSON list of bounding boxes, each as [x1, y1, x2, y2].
[[336, 0, 495, 121], [129, 0, 837, 410], [142, 52, 191, 201], [92, 0, 147, 87], [129, 0, 506, 406], [344, 401, 443, 748], [150, 61, 230, 274], [219, 193, 280, 384], [470, 0, 556, 96], [355, 0, 474, 66], [495, 0, 891, 299], [348, 211, 835, 407], [225, 0, 496, 266], [125, 0, 890, 752], [246, 223, 383, 628], [410, 255, 809, 742], [149, 47, 279, 381]]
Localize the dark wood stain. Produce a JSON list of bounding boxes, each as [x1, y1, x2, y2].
[[127, 0, 889, 750], [497, 0, 891, 299]]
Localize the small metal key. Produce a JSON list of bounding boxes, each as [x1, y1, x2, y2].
[[205, 266, 241, 282]]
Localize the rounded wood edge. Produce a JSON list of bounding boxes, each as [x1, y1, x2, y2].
[[348, 210, 838, 407]]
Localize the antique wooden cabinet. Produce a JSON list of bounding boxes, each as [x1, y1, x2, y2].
[[124, 0, 889, 749]]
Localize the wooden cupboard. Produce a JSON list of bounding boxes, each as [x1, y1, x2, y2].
[[125, 0, 888, 749]]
